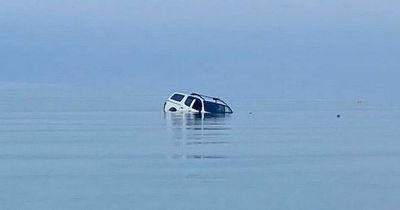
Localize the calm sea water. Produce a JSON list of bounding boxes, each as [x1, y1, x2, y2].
[[1, 93, 399, 209]]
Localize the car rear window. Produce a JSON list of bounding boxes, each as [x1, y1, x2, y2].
[[204, 101, 226, 113]]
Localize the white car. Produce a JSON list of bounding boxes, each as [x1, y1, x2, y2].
[[163, 92, 233, 114]]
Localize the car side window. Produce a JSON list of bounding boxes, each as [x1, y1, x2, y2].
[[184, 96, 195, 107]]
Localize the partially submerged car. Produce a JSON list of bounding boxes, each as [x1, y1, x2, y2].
[[163, 92, 233, 114]]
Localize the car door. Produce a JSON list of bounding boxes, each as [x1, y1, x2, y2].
[[183, 96, 196, 111], [191, 98, 203, 112]]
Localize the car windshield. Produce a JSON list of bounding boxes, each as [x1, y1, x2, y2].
[[170, 94, 185, 102]]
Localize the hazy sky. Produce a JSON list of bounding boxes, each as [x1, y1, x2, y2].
[[1, 0, 399, 101]]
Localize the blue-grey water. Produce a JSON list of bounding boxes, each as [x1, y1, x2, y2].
[[1, 93, 400, 209]]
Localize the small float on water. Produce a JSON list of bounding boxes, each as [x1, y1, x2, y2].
[[163, 92, 233, 114]]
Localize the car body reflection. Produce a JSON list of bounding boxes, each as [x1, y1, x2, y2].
[[164, 112, 232, 161]]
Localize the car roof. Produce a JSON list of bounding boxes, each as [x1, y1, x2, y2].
[[170, 92, 202, 100]]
